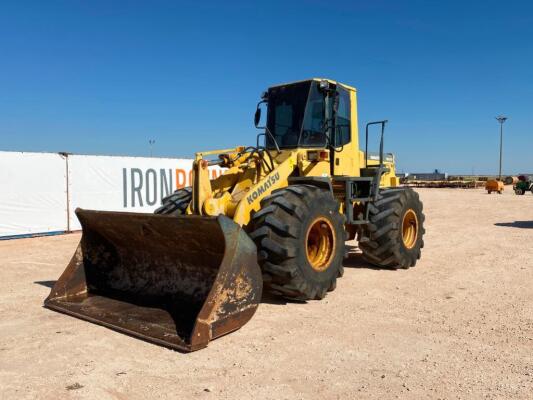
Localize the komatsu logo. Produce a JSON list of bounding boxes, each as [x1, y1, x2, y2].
[[246, 172, 280, 205]]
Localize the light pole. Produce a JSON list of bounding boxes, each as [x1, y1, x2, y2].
[[149, 139, 155, 157], [495, 116, 507, 181]]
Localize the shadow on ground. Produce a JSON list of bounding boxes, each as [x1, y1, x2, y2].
[[495, 221, 533, 229], [34, 280, 57, 288], [343, 253, 385, 270], [261, 292, 294, 305], [343, 244, 394, 270]]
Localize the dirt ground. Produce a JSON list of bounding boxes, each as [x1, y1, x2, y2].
[[1, 188, 532, 399]]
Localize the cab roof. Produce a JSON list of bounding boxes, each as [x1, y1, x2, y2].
[[268, 78, 356, 92]]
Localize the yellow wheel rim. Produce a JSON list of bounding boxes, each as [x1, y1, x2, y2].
[[306, 217, 336, 271], [402, 209, 419, 249]]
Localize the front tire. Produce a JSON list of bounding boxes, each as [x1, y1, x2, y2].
[[249, 185, 345, 300], [154, 187, 192, 215], [359, 188, 425, 269]]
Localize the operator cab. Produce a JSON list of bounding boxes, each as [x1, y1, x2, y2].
[[256, 79, 352, 151]]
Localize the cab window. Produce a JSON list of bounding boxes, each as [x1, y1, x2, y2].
[[334, 87, 351, 147]]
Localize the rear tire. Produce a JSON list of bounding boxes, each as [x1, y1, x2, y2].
[[154, 187, 192, 215], [359, 188, 425, 269], [249, 185, 345, 300], [515, 188, 524, 195]]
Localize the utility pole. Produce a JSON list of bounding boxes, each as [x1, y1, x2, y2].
[[495, 116, 507, 181], [149, 139, 156, 158]]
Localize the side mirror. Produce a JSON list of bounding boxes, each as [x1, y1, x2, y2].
[[254, 107, 261, 127]]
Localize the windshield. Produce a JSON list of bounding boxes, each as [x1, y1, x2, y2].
[[266, 81, 327, 149]]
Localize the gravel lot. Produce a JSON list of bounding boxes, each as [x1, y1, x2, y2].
[[1, 188, 532, 399]]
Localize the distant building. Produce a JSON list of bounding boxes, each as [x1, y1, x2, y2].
[[406, 169, 447, 181]]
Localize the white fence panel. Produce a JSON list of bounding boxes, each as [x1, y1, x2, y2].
[[0, 151, 68, 237], [0, 152, 223, 237]]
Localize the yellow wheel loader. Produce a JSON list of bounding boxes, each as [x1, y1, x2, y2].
[[45, 78, 425, 352]]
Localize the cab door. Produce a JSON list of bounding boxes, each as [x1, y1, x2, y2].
[[332, 86, 359, 176]]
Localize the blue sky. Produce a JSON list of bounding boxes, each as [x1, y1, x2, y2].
[[1, 0, 531, 174]]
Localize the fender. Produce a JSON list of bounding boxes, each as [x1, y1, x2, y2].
[[288, 176, 333, 194]]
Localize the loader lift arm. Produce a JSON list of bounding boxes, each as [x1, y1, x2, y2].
[[190, 146, 300, 227]]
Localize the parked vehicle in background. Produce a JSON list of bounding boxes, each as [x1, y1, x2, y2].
[[514, 175, 533, 195]]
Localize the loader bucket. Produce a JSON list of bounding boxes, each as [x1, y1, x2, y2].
[[44, 209, 262, 352]]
